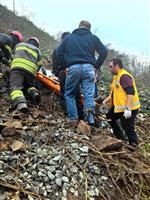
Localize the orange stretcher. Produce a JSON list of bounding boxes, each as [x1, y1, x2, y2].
[[36, 72, 60, 95], [36, 71, 84, 105]]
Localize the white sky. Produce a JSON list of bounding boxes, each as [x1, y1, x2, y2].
[[1, 0, 150, 57]]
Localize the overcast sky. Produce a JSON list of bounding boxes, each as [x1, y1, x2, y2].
[[1, 0, 150, 57]]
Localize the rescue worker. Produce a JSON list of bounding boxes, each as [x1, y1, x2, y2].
[[56, 20, 107, 125], [0, 31, 23, 64], [52, 32, 70, 113], [103, 58, 140, 147], [52, 32, 70, 76], [0, 31, 23, 94], [9, 37, 43, 112], [52, 32, 84, 120]]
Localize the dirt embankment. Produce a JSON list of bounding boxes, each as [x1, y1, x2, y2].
[[0, 94, 150, 200]]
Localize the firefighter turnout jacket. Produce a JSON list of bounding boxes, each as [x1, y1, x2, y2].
[[110, 69, 140, 113], [0, 33, 12, 62], [11, 42, 42, 76]]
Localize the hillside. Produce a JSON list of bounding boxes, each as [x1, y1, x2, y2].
[[0, 4, 57, 55], [0, 3, 150, 200]]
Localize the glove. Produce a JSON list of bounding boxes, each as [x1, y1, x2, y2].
[[0, 72, 4, 79], [99, 100, 107, 109], [123, 108, 132, 119]]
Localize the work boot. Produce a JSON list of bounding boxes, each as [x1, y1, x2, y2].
[[16, 103, 28, 113], [28, 89, 41, 105], [32, 91, 41, 105]]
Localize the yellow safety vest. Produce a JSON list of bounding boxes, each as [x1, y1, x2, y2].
[[110, 69, 140, 113]]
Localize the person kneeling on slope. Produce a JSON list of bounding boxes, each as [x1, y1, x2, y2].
[[10, 37, 43, 112]]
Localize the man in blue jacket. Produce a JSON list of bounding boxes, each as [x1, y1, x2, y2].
[[56, 20, 108, 125], [52, 32, 84, 120]]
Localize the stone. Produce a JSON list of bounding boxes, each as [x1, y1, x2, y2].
[[62, 188, 67, 197], [4, 175, 13, 181], [70, 167, 78, 174], [55, 170, 63, 177], [0, 194, 7, 200], [74, 190, 78, 197], [62, 176, 69, 183], [79, 146, 89, 153], [100, 176, 108, 181], [77, 120, 91, 136], [48, 160, 58, 165], [69, 187, 75, 193], [0, 161, 3, 169], [43, 190, 48, 197], [88, 189, 95, 197], [62, 198, 67, 200], [91, 135, 123, 151], [47, 171, 55, 180], [52, 155, 62, 161], [48, 166, 56, 172], [70, 143, 79, 149], [55, 178, 62, 187], [28, 195, 34, 200], [38, 171, 45, 177]]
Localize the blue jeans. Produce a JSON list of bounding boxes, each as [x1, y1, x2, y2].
[[65, 64, 95, 124]]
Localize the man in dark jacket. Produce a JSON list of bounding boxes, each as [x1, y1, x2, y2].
[[56, 20, 108, 125], [10, 37, 43, 112], [0, 31, 23, 94], [0, 31, 23, 64], [52, 32, 84, 120]]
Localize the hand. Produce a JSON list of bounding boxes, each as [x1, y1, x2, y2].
[[100, 100, 107, 109], [123, 108, 132, 119], [2, 57, 10, 65]]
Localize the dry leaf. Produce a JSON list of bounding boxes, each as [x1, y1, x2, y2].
[[10, 140, 26, 152], [0, 140, 11, 151], [23, 157, 30, 166], [4, 120, 22, 129], [2, 126, 16, 136]]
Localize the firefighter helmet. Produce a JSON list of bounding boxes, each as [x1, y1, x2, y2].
[[28, 37, 40, 46], [11, 31, 23, 42]]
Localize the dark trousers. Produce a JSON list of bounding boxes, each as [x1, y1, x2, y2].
[[58, 70, 84, 120], [106, 106, 139, 145], [0, 63, 10, 95], [10, 69, 35, 93]]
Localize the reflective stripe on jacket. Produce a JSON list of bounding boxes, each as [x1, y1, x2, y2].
[[11, 42, 42, 76], [110, 69, 140, 113]]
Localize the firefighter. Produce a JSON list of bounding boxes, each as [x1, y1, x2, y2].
[[0, 31, 23, 94], [52, 32, 84, 120], [9, 37, 43, 112], [56, 20, 107, 125], [0, 31, 23, 64]]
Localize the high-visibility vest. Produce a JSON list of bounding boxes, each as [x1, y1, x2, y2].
[[11, 42, 42, 76], [110, 69, 140, 113]]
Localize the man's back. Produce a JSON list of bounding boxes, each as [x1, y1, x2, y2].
[[56, 27, 107, 69]]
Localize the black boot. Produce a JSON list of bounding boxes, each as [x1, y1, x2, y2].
[[28, 88, 41, 105], [11, 96, 28, 113], [16, 102, 28, 113]]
